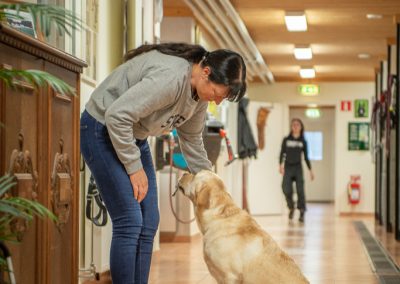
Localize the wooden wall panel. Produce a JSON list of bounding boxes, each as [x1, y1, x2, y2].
[[45, 61, 78, 284], [0, 43, 42, 284]]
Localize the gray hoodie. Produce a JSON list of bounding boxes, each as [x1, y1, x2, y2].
[[85, 50, 212, 175]]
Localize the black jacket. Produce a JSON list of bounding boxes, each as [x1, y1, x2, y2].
[[279, 134, 311, 169], [238, 98, 257, 159]]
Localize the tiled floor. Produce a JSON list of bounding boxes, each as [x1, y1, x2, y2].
[[149, 203, 397, 284]]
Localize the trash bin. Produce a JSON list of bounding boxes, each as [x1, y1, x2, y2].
[[155, 115, 225, 171], [203, 118, 224, 165]]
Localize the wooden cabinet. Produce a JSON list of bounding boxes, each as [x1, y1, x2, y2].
[[0, 24, 86, 284]]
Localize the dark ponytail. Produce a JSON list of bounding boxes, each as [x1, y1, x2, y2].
[[125, 43, 247, 102], [124, 43, 207, 64]]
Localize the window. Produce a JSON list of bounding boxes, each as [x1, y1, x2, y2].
[[37, 0, 66, 51], [82, 0, 98, 81], [304, 131, 323, 161]]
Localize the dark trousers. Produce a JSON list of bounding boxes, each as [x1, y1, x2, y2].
[[282, 164, 306, 211], [80, 110, 159, 284]]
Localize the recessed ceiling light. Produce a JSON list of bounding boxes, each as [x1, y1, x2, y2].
[[285, 12, 308, 32], [358, 53, 371, 59], [308, 104, 318, 108], [294, 46, 313, 60], [300, 68, 316, 79], [366, 14, 383, 20]]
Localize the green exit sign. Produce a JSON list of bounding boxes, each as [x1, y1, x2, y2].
[[298, 84, 320, 96]]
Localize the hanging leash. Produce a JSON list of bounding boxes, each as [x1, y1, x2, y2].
[[79, 160, 102, 281], [86, 175, 108, 227], [167, 133, 195, 224]]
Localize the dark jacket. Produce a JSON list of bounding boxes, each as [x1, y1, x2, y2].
[[279, 135, 311, 169], [238, 98, 257, 159]]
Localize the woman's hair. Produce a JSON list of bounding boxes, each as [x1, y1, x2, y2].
[[290, 118, 305, 138], [124, 43, 247, 102]]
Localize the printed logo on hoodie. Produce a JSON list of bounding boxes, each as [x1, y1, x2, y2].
[[286, 140, 304, 148], [161, 114, 186, 129]]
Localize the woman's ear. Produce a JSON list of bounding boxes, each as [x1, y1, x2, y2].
[[202, 66, 211, 78]]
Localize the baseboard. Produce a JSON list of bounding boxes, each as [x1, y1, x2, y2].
[[159, 232, 176, 243], [160, 232, 201, 243], [82, 270, 112, 284], [339, 212, 374, 217]]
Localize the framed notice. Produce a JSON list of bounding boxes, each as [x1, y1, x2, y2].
[[3, 9, 37, 38], [348, 122, 370, 151]]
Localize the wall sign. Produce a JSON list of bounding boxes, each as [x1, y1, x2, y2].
[[341, 100, 351, 111], [348, 122, 370, 151], [298, 84, 320, 96], [354, 99, 369, 118]]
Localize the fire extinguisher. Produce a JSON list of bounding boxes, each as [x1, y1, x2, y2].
[[347, 175, 361, 204]]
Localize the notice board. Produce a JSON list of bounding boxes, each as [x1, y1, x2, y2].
[[348, 122, 370, 150]]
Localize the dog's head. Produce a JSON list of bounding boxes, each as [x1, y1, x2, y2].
[[177, 170, 225, 210]]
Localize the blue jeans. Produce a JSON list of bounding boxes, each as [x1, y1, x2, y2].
[[80, 110, 159, 284]]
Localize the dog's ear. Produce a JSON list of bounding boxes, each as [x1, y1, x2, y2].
[[195, 184, 211, 210]]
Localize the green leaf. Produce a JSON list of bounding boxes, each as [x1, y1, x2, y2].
[[0, 69, 76, 96], [0, 173, 58, 244], [0, 175, 15, 197], [7, 197, 57, 221], [0, 200, 30, 219]]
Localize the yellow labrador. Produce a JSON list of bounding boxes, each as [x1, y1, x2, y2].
[[177, 170, 309, 284]]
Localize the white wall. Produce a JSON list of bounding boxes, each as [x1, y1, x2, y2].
[[161, 17, 195, 43], [247, 102, 285, 215], [248, 82, 375, 214], [214, 102, 243, 208]]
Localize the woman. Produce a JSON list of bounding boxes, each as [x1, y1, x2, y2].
[[80, 43, 247, 283], [279, 118, 314, 223]]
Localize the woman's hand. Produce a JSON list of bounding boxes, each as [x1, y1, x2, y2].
[[279, 164, 284, 175], [129, 169, 148, 203]]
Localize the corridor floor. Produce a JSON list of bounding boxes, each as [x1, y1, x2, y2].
[[149, 203, 397, 284]]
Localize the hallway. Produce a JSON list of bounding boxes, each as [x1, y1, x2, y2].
[[149, 203, 396, 284]]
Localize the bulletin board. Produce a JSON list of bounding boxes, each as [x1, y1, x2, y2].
[[348, 122, 370, 151]]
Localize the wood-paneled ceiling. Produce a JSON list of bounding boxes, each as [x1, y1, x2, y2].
[[164, 0, 400, 82]]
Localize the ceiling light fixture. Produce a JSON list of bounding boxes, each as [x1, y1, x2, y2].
[[294, 45, 313, 60], [366, 14, 383, 20], [285, 12, 308, 32], [300, 68, 316, 79], [358, 53, 371, 59]]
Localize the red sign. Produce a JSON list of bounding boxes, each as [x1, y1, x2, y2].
[[341, 101, 351, 111]]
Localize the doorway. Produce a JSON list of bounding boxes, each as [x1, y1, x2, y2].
[[289, 106, 335, 202]]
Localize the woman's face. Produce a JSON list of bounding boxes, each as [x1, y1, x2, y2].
[[196, 67, 229, 105], [291, 120, 302, 135]]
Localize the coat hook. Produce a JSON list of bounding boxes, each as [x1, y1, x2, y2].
[[18, 133, 24, 151], [59, 139, 64, 154]]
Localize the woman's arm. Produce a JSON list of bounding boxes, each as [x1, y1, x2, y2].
[[176, 102, 212, 174], [302, 139, 314, 180], [279, 138, 287, 174], [105, 68, 178, 175]]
